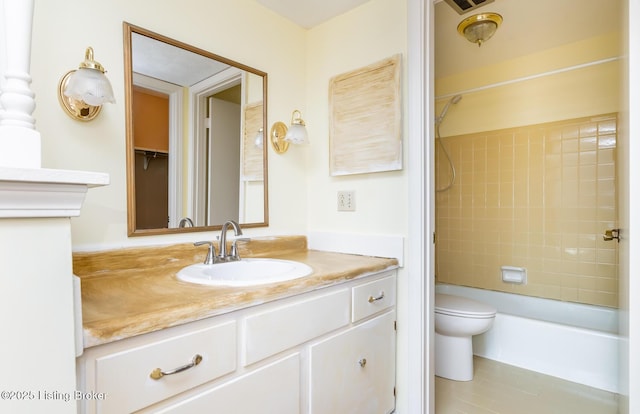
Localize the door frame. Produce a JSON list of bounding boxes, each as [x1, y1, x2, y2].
[[132, 73, 183, 228], [408, 0, 640, 413], [407, 0, 435, 412], [619, 1, 640, 412], [189, 67, 243, 226]]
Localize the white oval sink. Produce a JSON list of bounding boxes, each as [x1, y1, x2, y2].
[[176, 258, 313, 287]]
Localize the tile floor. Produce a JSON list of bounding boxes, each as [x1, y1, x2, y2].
[[435, 357, 618, 414]]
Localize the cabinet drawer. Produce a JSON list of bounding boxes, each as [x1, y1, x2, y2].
[[153, 353, 300, 414], [243, 288, 350, 365], [95, 321, 236, 414], [352, 273, 396, 322]]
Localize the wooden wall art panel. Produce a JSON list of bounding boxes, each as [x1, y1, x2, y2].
[[243, 101, 264, 180], [329, 54, 402, 176]]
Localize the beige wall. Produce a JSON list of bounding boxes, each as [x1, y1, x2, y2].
[[31, 0, 407, 250], [31, 0, 309, 249], [305, 0, 408, 235], [435, 32, 621, 307], [436, 32, 620, 136]]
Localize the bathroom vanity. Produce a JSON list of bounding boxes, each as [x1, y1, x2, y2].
[[74, 237, 398, 413]]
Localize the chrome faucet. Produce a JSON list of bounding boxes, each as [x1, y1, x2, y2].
[[218, 220, 243, 262], [179, 217, 194, 228], [193, 241, 217, 264]]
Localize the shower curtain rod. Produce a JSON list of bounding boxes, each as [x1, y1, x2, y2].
[[435, 56, 620, 101]]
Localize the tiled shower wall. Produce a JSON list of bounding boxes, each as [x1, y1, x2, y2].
[[435, 114, 618, 307]]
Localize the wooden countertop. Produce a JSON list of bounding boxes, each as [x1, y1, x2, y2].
[[74, 236, 398, 348]]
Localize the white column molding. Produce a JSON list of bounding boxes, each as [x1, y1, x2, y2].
[[0, 167, 109, 218], [0, 0, 41, 168]]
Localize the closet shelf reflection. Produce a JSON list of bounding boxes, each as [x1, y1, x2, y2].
[[135, 149, 168, 171]]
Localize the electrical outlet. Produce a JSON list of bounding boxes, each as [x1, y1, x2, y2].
[[337, 191, 355, 211]]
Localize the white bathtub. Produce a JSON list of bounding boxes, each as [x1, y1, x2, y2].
[[435, 284, 619, 393]]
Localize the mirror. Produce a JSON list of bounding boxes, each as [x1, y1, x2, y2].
[[123, 22, 268, 236]]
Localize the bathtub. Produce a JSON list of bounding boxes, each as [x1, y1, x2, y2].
[[435, 284, 619, 393]]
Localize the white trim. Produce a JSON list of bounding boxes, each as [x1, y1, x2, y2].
[[407, 0, 433, 412], [0, 0, 41, 169], [189, 67, 243, 226], [238, 72, 248, 222], [0, 167, 109, 218], [132, 73, 184, 228], [307, 232, 404, 265], [435, 57, 621, 101], [621, 0, 640, 411]]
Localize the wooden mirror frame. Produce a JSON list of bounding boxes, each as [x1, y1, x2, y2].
[[123, 22, 269, 236]]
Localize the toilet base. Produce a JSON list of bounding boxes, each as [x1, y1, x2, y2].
[[435, 332, 474, 381]]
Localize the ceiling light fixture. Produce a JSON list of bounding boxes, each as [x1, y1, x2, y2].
[[457, 13, 503, 47]]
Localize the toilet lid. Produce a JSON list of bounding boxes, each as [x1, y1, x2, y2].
[[435, 293, 496, 318]]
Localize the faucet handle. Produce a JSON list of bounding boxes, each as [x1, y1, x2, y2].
[[230, 237, 251, 261], [194, 241, 217, 265]]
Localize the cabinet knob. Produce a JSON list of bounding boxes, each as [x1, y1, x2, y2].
[[150, 354, 203, 380], [358, 358, 367, 368]]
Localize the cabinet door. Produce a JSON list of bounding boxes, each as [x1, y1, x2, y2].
[[309, 311, 396, 414], [154, 353, 300, 414]]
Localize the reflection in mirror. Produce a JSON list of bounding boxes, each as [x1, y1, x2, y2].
[[123, 22, 268, 236]]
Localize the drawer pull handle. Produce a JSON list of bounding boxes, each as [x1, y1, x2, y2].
[[150, 354, 203, 380], [358, 358, 367, 368], [368, 291, 385, 303]]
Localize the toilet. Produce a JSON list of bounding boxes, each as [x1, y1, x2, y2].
[[435, 293, 497, 381]]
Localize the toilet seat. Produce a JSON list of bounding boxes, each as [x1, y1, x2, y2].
[[435, 293, 496, 318]]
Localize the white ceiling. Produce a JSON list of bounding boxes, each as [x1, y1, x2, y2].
[[254, 0, 371, 28], [435, 0, 621, 78], [132, 33, 231, 86]]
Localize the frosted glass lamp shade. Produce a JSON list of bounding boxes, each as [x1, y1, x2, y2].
[[284, 123, 309, 145], [64, 68, 115, 106], [283, 110, 309, 145], [58, 47, 115, 121], [254, 128, 264, 149], [457, 13, 502, 47]]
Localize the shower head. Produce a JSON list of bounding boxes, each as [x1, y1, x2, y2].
[[436, 94, 463, 124]]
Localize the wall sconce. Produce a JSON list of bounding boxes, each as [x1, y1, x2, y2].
[[58, 47, 115, 121], [269, 110, 309, 154], [254, 128, 264, 149], [457, 13, 502, 47]]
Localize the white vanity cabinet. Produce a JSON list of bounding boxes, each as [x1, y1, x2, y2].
[[153, 353, 301, 414], [76, 270, 397, 413], [310, 311, 396, 414]]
